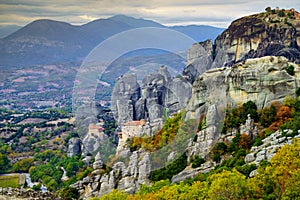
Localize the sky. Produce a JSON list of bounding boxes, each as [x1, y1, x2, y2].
[[0, 0, 299, 28]]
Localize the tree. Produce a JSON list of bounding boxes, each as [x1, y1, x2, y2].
[[265, 7, 272, 12], [208, 169, 248, 200], [250, 139, 300, 199], [59, 186, 80, 200], [286, 65, 295, 76], [191, 155, 205, 168], [13, 158, 34, 172], [239, 134, 252, 149], [268, 105, 291, 131], [0, 153, 10, 173], [94, 189, 129, 200], [242, 101, 259, 122], [278, 9, 285, 17]]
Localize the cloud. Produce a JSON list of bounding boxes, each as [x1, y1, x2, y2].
[[0, 0, 299, 27]]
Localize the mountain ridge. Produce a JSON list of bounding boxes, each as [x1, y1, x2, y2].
[[0, 15, 224, 67]]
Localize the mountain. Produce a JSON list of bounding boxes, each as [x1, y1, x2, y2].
[[172, 25, 224, 42], [0, 25, 21, 38], [0, 15, 224, 67]]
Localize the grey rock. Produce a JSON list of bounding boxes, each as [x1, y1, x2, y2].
[[138, 153, 151, 184], [67, 137, 81, 157], [183, 40, 214, 83], [93, 152, 103, 170], [249, 170, 258, 178], [111, 73, 141, 124], [157, 65, 171, 81], [244, 153, 256, 163], [212, 14, 300, 69]]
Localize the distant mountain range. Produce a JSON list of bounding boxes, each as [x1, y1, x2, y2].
[[0, 15, 224, 67]]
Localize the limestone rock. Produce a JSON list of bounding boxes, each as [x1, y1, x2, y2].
[[212, 12, 300, 68], [186, 56, 300, 161], [244, 130, 300, 165], [137, 153, 151, 185], [93, 152, 103, 170], [183, 40, 214, 83], [67, 137, 81, 157], [111, 73, 141, 124]]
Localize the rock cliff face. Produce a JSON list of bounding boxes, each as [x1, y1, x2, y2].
[[183, 40, 214, 82], [111, 73, 141, 124], [111, 66, 192, 128], [245, 130, 300, 166], [67, 137, 81, 157], [183, 9, 300, 83], [212, 9, 300, 68], [186, 56, 300, 159]]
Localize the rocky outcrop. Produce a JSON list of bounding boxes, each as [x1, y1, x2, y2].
[[212, 10, 300, 68], [71, 150, 151, 199], [183, 39, 214, 82], [111, 66, 192, 138], [245, 130, 300, 166], [111, 73, 141, 124], [93, 152, 103, 170], [185, 56, 300, 159], [67, 137, 81, 157], [171, 161, 215, 183], [81, 123, 106, 156], [0, 187, 62, 200]]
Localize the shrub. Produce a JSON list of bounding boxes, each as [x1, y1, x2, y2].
[[278, 9, 285, 17], [150, 154, 187, 181], [191, 155, 205, 168], [59, 186, 80, 200], [212, 153, 221, 163], [236, 164, 257, 177], [296, 88, 300, 97], [286, 65, 295, 76]]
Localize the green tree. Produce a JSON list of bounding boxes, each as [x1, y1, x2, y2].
[[0, 153, 10, 173], [13, 158, 34, 172], [208, 169, 248, 200], [59, 186, 80, 200], [250, 139, 300, 199]]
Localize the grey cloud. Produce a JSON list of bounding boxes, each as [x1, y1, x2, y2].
[[0, 0, 299, 27]]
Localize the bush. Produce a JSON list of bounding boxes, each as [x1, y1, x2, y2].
[[286, 65, 295, 76], [150, 154, 187, 181], [296, 88, 300, 97], [59, 186, 80, 200], [212, 153, 221, 163], [213, 142, 228, 155], [13, 158, 34, 173], [236, 164, 257, 177], [278, 9, 285, 17], [191, 155, 205, 168]]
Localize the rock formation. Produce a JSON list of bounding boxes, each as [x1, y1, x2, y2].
[[212, 9, 300, 68], [245, 130, 300, 166], [93, 152, 103, 170], [183, 39, 214, 82], [67, 137, 81, 157], [111, 73, 141, 124], [111, 66, 192, 125], [71, 150, 151, 199], [185, 56, 300, 160], [74, 10, 300, 198], [0, 187, 62, 200]]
